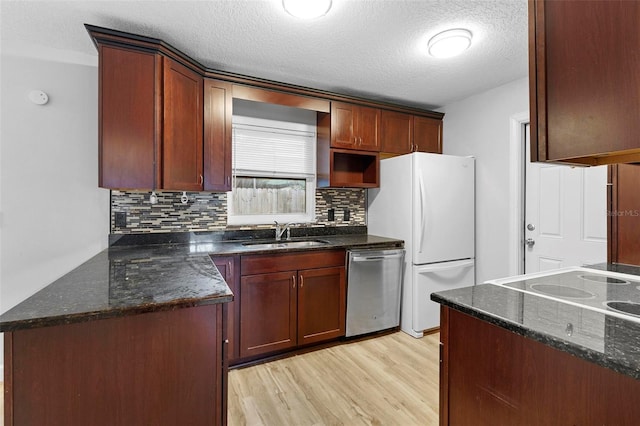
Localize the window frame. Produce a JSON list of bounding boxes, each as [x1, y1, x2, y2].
[[227, 114, 317, 226]]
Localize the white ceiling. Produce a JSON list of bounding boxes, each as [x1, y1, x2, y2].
[[0, 0, 529, 110]]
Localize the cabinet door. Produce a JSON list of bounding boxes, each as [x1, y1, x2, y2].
[[162, 57, 204, 190], [381, 110, 412, 154], [413, 116, 442, 154], [204, 79, 232, 191], [297, 266, 346, 345], [331, 102, 356, 149], [608, 164, 640, 266], [211, 256, 239, 362], [530, 0, 640, 164], [239, 272, 297, 358], [99, 45, 161, 189], [357, 106, 381, 152]]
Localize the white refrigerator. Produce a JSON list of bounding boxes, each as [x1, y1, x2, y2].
[[368, 152, 475, 337]]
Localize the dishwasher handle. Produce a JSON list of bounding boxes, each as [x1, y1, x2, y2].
[[347, 248, 405, 261], [351, 255, 399, 262], [348, 249, 405, 262], [351, 253, 404, 262]]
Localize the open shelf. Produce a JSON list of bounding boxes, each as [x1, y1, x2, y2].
[[327, 149, 379, 188]]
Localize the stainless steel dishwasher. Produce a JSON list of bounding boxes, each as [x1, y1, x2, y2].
[[346, 248, 405, 337]]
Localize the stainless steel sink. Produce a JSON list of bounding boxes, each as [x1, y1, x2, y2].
[[241, 239, 330, 250]]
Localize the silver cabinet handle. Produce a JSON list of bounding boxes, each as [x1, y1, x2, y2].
[[199, 174, 203, 185], [292, 275, 296, 288]]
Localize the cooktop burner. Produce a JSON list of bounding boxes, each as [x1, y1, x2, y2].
[[486, 267, 640, 323], [579, 274, 629, 285]]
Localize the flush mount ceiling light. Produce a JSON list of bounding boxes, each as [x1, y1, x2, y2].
[[282, 0, 332, 19], [428, 29, 473, 58]]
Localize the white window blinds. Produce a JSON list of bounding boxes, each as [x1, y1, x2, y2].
[[232, 123, 316, 178]]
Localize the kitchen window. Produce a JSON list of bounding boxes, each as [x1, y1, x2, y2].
[[227, 113, 316, 225]]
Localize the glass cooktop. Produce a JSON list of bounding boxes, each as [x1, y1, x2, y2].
[[486, 267, 640, 323]]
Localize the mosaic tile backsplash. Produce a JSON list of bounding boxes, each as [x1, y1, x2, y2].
[[111, 188, 366, 234]]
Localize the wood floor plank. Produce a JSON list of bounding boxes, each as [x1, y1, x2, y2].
[[228, 332, 440, 426]]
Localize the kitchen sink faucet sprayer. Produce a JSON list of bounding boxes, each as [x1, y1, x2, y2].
[[274, 221, 297, 241]]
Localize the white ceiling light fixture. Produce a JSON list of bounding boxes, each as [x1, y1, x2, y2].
[[282, 0, 332, 19], [428, 29, 473, 58]]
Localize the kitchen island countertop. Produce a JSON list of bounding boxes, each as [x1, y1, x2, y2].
[[432, 276, 640, 380], [0, 232, 402, 332]]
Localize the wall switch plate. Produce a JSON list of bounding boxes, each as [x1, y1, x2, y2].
[[328, 208, 335, 221], [115, 212, 127, 228], [343, 209, 350, 221]]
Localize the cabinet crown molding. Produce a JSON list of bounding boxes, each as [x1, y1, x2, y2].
[[85, 23, 444, 119]]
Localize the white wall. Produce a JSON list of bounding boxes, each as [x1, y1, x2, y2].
[[441, 77, 529, 284], [0, 53, 110, 371]]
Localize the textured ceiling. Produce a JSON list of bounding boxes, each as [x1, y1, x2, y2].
[[0, 0, 529, 110]]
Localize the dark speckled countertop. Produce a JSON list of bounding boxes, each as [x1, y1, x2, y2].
[[431, 269, 640, 380], [0, 231, 402, 332]]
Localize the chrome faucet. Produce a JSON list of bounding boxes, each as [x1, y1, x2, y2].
[[274, 221, 296, 241]]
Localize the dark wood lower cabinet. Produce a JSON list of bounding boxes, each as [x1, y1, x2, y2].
[[5, 305, 226, 425], [238, 250, 346, 361], [440, 307, 640, 425], [298, 266, 346, 345], [212, 255, 240, 362], [240, 271, 297, 358]]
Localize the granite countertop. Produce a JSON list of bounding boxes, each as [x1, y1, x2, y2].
[[0, 248, 232, 332], [432, 277, 640, 380], [0, 230, 403, 333], [152, 233, 404, 256]]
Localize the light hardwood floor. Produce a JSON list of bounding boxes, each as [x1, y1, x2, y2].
[[228, 332, 440, 426], [0, 332, 439, 426]]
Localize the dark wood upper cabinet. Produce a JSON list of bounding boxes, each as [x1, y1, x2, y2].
[[381, 110, 412, 154], [529, 0, 640, 165], [413, 116, 443, 154], [380, 111, 443, 155], [88, 24, 444, 191], [319, 106, 381, 188], [163, 57, 204, 191], [98, 46, 205, 191], [204, 79, 232, 191], [331, 102, 380, 152], [98, 45, 161, 190], [608, 164, 640, 266]]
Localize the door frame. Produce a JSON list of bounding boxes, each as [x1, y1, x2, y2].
[[508, 111, 529, 276]]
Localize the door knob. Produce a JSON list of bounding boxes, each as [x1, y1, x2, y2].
[[526, 238, 536, 248], [527, 223, 535, 231]]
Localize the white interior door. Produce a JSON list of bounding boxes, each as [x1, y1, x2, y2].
[[524, 125, 607, 272]]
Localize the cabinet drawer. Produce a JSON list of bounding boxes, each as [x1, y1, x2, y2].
[[241, 250, 345, 275]]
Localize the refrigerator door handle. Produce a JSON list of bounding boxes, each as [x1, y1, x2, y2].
[[418, 173, 426, 254], [416, 259, 475, 273]]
